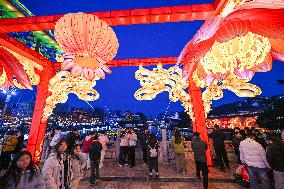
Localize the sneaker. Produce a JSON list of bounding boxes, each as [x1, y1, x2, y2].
[[118, 164, 123, 167], [125, 163, 128, 166], [149, 173, 153, 178], [182, 171, 187, 174]]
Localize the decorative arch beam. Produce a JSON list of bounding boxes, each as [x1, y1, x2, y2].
[[53, 57, 178, 69], [0, 4, 215, 33], [0, 34, 52, 68]]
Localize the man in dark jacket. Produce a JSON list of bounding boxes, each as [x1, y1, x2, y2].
[[191, 132, 208, 189], [266, 135, 284, 189], [66, 128, 80, 153], [209, 124, 230, 171], [140, 128, 149, 164], [89, 134, 103, 185]]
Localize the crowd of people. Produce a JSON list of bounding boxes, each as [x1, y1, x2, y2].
[[231, 126, 284, 189], [0, 125, 283, 189]]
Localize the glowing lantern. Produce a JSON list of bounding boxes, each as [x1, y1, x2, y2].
[[0, 46, 32, 90], [55, 12, 119, 80]]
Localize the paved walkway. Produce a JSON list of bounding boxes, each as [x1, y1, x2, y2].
[[78, 180, 246, 189], [79, 150, 247, 189]]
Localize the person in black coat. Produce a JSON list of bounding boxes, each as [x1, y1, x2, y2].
[[255, 129, 268, 149], [266, 135, 284, 189], [232, 131, 243, 165], [191, 132, 208, 189], [147, 134, 159, 178], [89, 134, 103, 185], [17, 130, 24, 149], [209, 124, 230, 171], [66, 128, 80, 154], [140, 128, 149, 164]]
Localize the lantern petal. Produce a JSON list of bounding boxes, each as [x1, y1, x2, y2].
[[61, 59, 75, 70], [0, 47, 32, 90], [83, 68, 95, 80], [252, 53, 272, 72], [95, 68, 105, 79], [71, 66, 83, 77]]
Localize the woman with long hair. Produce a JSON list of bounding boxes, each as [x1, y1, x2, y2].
[[42, 139, 71, 189], [171, 129, 187, 173], [0, 150, 45, 189], [147, 134, 159, 178]]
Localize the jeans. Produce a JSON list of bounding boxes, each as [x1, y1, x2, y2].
[[90, 160, 100, 184], [175, 153, 186, 172], [215, 148, 230, 169], [118, 146, 127, 165], [128, 146, 136, 167], [273, 170, 284, 189], [195, 161, 208, 189], [248, 166, 271, 189]]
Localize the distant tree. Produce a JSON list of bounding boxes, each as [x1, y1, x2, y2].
[[53, 103, 70, 116], [125, 111, 133, 122], [113, 110, 122, 117], [256, 98, 284, 130], [136, 112, 148, 123], [178, 112, 192, 128], [91, 108, 104, 121]]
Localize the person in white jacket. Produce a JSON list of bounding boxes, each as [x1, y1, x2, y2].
[[239, 131, 271, 189], [43, 139, 76, 189]]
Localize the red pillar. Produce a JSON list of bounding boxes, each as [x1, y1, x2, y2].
[[26, 66, 55, 163], [188, 79, 213, 166]]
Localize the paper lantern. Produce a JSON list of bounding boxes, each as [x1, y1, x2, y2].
[[55, 12, 119, 80]]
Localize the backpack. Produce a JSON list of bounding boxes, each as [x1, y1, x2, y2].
[[149, 146, 158, 157], [82, 137, 93, 153]]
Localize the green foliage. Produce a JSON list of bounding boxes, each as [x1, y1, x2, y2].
[[136, 112, 148, 123], [178, 112, 192, 128]]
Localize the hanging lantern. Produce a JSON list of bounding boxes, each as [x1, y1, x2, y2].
[[55, 12, 119, 80]]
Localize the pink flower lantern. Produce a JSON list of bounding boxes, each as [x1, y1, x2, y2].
[[55, 13, 119, 80]]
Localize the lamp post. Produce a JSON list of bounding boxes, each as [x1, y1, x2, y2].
[[0, 88, 17, 128]]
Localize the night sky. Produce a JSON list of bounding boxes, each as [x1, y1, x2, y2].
[[3, 0, 284, 116]]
